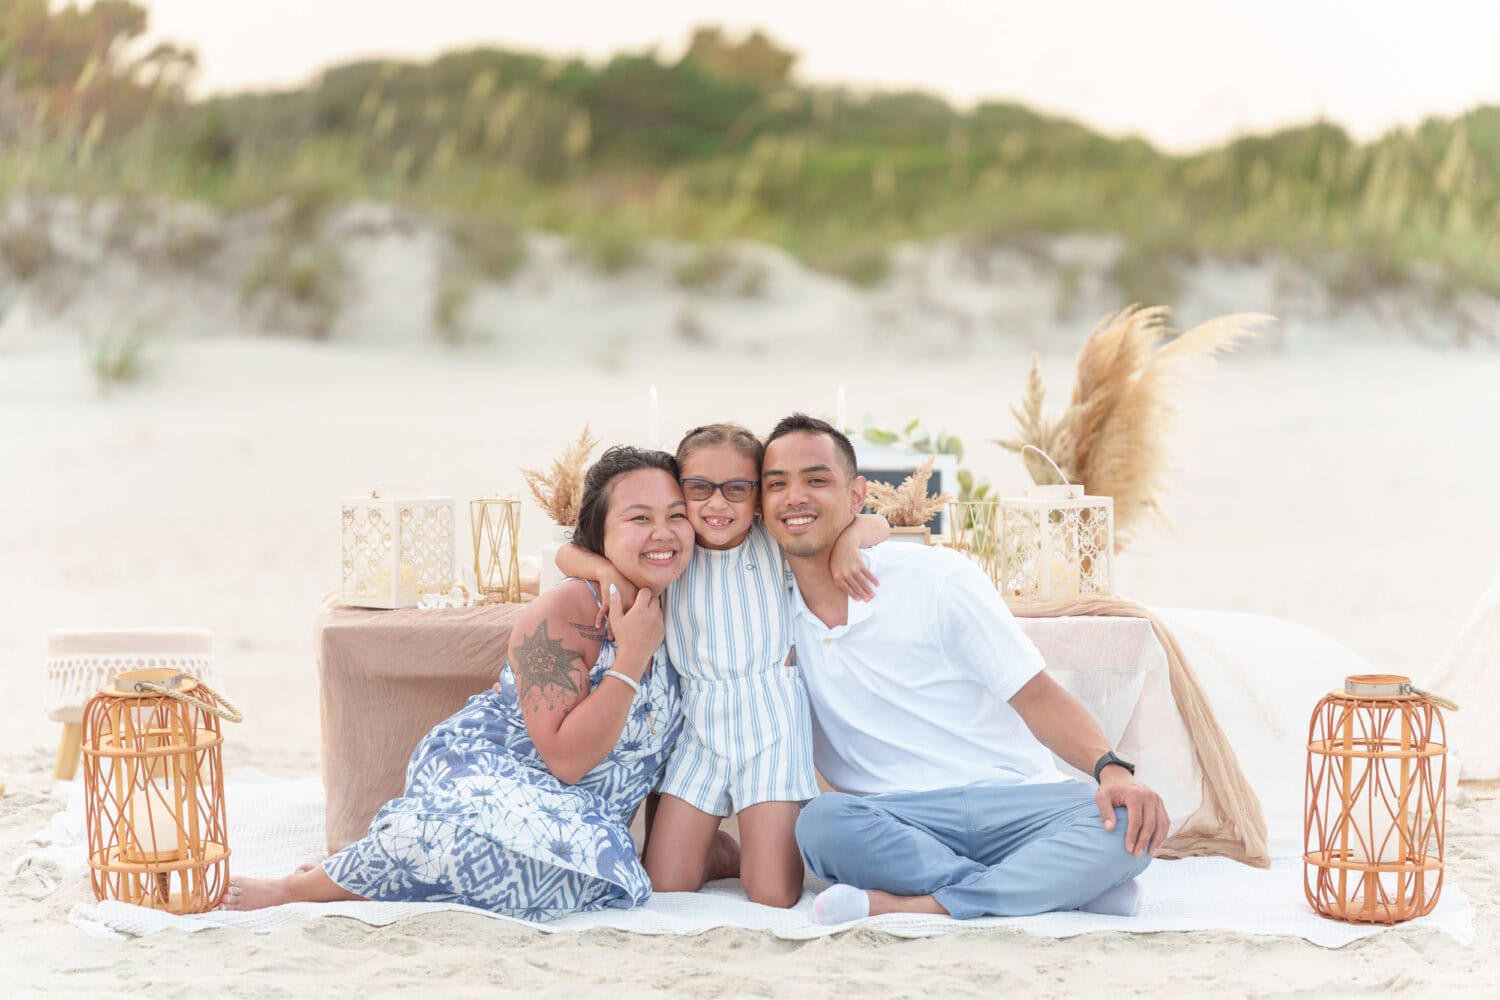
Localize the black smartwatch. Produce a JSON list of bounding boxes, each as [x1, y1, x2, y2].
[[1092, 751, 1136, 783]]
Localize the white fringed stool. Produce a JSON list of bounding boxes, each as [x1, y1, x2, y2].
[[45, 629, 219, 780]]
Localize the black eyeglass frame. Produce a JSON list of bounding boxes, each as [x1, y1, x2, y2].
[[678, 477, 760, 502]]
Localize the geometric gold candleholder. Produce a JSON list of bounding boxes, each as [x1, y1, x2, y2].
[[470, 497, 522, 603], [947, 499, 1002, 588]]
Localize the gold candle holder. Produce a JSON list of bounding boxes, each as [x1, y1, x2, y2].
[[947, 499, 1002, 588], [470, 497, 522, 602]]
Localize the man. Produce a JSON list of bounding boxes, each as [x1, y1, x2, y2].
[[760, 413, 1167, 924]]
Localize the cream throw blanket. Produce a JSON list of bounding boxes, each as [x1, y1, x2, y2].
[[1009, 596, 1271, 868]]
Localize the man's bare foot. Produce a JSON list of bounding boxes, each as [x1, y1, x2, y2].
[[704, 829, 741, 882]]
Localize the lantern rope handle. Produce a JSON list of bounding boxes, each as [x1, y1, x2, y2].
[[1021, 445, 1072, 487], [1411, 687, 1460, 712], [133, 680, 245, 723]]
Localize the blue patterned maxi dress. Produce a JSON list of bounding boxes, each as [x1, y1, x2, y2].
[[323, 626, 682, 921]]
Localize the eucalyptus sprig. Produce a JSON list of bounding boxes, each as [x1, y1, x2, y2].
[[858, 418, 991, 501]]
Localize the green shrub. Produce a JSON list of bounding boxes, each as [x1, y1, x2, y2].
[[0, 219, 59, 279], [86, 325, 153, 391], [572, 218, 644, 275], [1108, 243, 1183, 307], [673, 245, 735, 288], [812, 243, 891, 288], [448, 213, 526, 280], [241, 242, 348, 337], [433, 271, 480, 345]]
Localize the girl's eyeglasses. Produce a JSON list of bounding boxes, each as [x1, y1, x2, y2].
[[679, 478, 759, 503]]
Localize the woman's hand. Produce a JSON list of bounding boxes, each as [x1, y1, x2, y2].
[[608, 585, 663, 678], [592, 568, 639, 633], [831, 535, 880, 602]]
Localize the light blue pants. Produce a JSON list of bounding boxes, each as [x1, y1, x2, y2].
[[796, 781, 1152, 919]]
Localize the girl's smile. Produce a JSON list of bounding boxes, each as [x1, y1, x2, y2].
[[680, 443, 760, 550]]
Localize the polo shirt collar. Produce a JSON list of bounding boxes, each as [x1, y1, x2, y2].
[[788, 551, 879, 631]]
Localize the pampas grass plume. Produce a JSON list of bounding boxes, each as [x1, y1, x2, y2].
[[997, 305, 1274, 549], [521, 424, 599, 526]]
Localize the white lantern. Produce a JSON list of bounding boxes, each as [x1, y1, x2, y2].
[[999, 449, 1112, 601], [340, 488, 456, 608]]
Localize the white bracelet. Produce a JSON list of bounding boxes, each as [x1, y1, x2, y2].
[[602, 669, 641, 695]]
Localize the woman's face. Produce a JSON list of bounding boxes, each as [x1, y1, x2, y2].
[[602, 468, 695, 592], [679, 443, 760, 551]]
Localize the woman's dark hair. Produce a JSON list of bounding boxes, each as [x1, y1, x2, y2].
[[572, 446, 681, 555]]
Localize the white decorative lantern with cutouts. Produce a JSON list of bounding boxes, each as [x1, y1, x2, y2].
[[999, 484, 1113, 600], [340, 488, 456, 608], [999, 448, 1113, 601]]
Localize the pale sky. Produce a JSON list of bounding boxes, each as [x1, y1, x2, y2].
[[144, 0, 1500, 152]]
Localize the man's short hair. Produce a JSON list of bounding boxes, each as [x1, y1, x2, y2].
[[765, 412, 858, 480]]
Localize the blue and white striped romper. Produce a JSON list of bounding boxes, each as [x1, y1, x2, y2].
[[659, 519, 818, 816]]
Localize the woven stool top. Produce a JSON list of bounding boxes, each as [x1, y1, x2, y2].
[[46, 629, 218, 722], [47, 628, 214, 658]]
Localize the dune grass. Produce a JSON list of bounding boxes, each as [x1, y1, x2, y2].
[[4, 25, 1500, 302]]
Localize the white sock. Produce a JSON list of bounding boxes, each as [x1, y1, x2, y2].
[[811, 884, 871, 925], [1077, 878, 1142, 917]]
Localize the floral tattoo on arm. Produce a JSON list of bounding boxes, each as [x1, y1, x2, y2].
[[512, 621, 584, 713]]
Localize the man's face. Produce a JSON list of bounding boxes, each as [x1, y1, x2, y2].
[[761, 431, 866, 559]]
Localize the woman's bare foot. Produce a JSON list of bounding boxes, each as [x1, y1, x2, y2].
[[222, 864, 362, 911], [222, 875, 298, 910]]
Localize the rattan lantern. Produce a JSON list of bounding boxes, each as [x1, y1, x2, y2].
[[1304, 674, 1453, 924], [471, 496, 522, 603], [998, 447, 1112, 601], [81, 668, 243, 914], [341, 488, 456, 608], [947, 499, 1002, 588]]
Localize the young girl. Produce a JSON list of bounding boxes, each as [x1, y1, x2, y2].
[[558, 423, 888, 907]]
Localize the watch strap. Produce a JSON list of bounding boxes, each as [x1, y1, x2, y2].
[[1093, 751, 1136, 783]]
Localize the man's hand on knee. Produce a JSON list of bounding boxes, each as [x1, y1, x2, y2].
[[1095, 771, 1170, 858]]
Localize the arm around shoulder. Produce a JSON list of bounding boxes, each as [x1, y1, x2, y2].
[[829, 513, 891, 601], [554, 541, 639, 625]]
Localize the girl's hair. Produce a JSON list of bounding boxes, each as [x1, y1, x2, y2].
[[572, 446, 681, 555], [675, 422, 764, 471]]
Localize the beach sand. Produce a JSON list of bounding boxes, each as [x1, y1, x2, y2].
[[2, 333, 1498, 995]]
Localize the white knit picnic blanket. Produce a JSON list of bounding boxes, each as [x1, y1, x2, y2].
[[31, 774, 1472, 949]]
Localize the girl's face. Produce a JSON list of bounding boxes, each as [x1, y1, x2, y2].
[[678, 443, 760, 550], [601, 468, 695, 591]]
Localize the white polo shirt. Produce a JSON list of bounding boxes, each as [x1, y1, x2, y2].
[[789, 542, 1066, 795]]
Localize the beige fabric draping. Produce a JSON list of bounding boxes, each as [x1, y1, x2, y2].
[[1009, 597, 1271, 868]]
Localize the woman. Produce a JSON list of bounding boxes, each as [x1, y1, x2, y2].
[[225, 446, 696, 919]]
